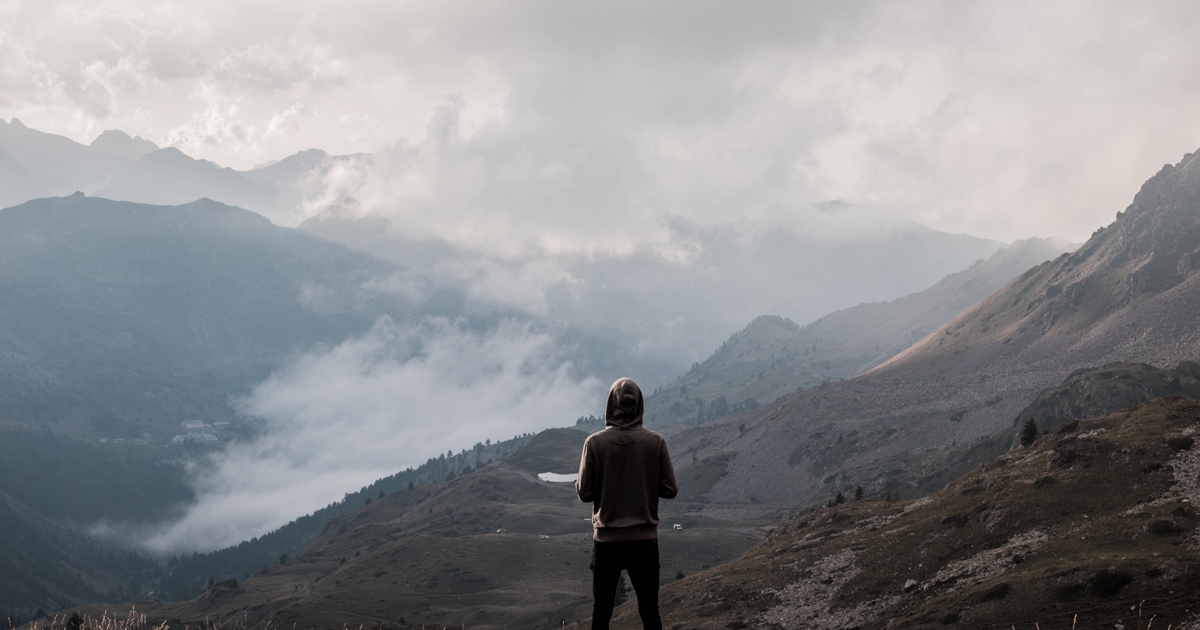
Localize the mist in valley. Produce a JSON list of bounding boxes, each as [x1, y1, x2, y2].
[[3, 1, 1200, 626]]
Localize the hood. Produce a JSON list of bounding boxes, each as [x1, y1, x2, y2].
[[605, 377, 644, 429]]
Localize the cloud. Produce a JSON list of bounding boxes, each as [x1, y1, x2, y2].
[[6, 1, 1200, 244], [129, 316, 601, 554]]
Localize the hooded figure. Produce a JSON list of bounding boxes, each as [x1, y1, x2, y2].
[[577, 378, 677, 630]]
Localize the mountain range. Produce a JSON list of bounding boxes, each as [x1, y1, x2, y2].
[[1, 118, 1017, 392], [0, 194, 396, 438], [7, 127, 1199, 627], [297, 211, 1012, 384], [643, 237, 1076, 425], [655, 148, 1200, 521], [0, 117, 365, 229]]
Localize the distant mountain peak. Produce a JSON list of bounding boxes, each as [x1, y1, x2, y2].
[[90, 129, 158, 160]]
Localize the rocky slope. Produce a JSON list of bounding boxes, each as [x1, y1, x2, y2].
[[656, 148, 1200, 519], [1013, 361, 1200, 444], [591, 396, 1200, 630], [644, 237, 1075, 425], [873, 149, 1200, 376]]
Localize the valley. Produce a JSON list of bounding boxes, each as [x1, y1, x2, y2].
[[3, 132, 1200, 630]]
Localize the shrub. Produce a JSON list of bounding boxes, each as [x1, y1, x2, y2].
[[1033, 476, 1057, 488], [1168, 436, 1195, 451], [1054, 583, 1085, 602], [975, 582, 1011, 602], [1089, 570, 1132, 597], [1148, 520, 1183, 536], [941, 612, 960, 624], [941, 514, 970, 528]]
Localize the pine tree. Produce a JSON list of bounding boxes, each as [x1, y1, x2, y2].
[[854, 486, 864, 501], [614, 574, 630, 605], [1021, 418, 1039, 447]]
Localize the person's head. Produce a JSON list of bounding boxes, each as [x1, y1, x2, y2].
[[605, 378, 644, 428]]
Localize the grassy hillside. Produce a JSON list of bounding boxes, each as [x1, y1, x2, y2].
[[67, 428, 767, 629], [589, 395, 1200, 630]]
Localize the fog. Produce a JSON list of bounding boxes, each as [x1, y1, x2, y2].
[[124, 316, 600, 554]]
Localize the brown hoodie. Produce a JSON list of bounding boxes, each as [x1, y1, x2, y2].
[[576, 378, 678, 542]]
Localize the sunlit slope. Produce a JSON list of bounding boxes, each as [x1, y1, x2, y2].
[[588, 396, 1200, 630], [645, 237, 1074, 425], [76, 428, 766, 630], [871, 150, 1200, 377]]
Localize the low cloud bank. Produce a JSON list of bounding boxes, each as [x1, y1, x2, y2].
[[123, 316, 600, 555]]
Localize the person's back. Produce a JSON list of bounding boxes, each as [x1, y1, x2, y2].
[[577, 378, 677, 630]]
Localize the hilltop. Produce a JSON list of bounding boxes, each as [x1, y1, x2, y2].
[[591, 395, 1200, 630]]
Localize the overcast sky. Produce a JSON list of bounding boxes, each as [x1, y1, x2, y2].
[[4, 1, 1200, 243]]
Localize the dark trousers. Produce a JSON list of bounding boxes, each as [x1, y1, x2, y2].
[[590, 539, 661, 630]]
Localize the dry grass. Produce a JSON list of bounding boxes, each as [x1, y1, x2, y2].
[[580, 396, 1200, 630]]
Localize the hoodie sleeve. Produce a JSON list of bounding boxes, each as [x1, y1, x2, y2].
[[658, 439, 678, 500], [576, 438, 596, 503]]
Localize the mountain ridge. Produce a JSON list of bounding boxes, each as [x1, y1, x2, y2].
[[653, 145, 1200, 521], [0, 194, 398, 438], [644, 237, 1076, 425], [870, 149, 1200, 377]]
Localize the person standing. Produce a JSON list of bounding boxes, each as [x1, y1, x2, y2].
[[576, 377, 678, 630]]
